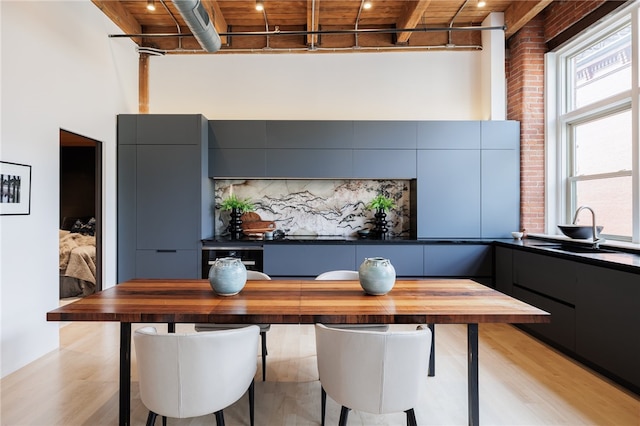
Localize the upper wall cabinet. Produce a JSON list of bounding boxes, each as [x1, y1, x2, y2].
[[417, 121, 481, 149], [266, 149, 353, 178], [352, 149, 416, 178], [266, 121, 354, 149], [353, 121, 417, 149], [481, 120, 520, 149], [209, 120, 266, 149], [135, 114, 203, 145]]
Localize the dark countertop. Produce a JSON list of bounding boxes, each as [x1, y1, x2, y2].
[[202, 235, 640, 274], [202, 235, 498, 245], [494, 236, 640, 274]]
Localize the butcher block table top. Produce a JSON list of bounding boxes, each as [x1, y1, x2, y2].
[[47, 278, 550, 325]]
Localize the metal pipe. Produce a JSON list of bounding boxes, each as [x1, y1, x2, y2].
[[262, 8, 270, 48], [109, 24, 506, 39], [159, 0, 183, 49], [355, 0, 367, 48], [448, 0, 471, 46]]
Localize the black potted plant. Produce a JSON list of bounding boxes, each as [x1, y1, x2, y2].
[[220, 194, 254, 239], [366, 194, 396, 238]]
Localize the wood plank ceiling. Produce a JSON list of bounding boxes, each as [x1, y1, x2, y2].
[[92, 0, 552, 54]]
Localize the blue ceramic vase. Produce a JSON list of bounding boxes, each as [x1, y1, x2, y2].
[[208, 257, 247, 296], [358, 257, 396, 295]]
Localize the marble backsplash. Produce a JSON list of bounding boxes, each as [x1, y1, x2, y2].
[[213, 179, 411, 237]]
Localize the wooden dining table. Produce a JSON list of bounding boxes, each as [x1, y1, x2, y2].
[[47, 278, 550, 426]]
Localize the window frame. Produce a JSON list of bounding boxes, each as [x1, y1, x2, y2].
[[546, 3, 640, 244]]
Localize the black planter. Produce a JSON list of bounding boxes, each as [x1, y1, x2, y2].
[[373, 209, 388, 239], [228, 208, 243, 239]]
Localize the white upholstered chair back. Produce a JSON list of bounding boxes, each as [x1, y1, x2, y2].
[[247, 270, 271, 280], [315, 323, 431, 417], [315, 270, 359, 280], [134, 325, 259, 419]]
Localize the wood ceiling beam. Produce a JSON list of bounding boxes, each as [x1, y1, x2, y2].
[[91, 0, 142, 45], [395, 0, 432, 45], [504, 0, 553, 38], [307, 0, 320, 47], [201, 0, 229, 46]]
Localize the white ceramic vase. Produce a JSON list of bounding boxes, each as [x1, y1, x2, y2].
[[208, 257, 247, 296], [358, 257, 396, 295]]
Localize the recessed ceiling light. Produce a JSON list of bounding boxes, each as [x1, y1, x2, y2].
[[363, 1, 372, 10], [256, 0, 264, 11], [146, 0, 156, 11], [477, 0, 486, 7]]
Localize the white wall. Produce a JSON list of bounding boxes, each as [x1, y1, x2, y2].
[[0, 1, 138, 377], [148, 51, 485, 119]]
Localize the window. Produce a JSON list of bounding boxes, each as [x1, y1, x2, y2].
[[549, 5, 638, 243]]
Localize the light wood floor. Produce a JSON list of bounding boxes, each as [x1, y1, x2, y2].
[[1, 321, 639, 425]]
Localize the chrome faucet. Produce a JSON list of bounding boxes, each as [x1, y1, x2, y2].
[[572, 206, 604, 249]]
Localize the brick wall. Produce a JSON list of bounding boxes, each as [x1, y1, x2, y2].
[[506, 1, 607, 233], [544, 0, 608, 42]]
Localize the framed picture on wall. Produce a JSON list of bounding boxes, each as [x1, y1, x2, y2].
[[1, 161, 32, 215]]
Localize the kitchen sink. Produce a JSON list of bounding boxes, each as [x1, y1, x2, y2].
[[542, 244, 617, 254]]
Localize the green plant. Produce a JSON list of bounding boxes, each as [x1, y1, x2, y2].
[[366, 194, 396, 212], [220, 194, 254, 213]]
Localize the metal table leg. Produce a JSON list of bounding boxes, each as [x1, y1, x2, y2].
[[119, 322, 132, 426], [468, 323, 479, 426]]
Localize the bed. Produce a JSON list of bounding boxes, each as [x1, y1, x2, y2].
[[59, 217, 98, 298]]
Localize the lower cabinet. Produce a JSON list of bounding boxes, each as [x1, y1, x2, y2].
[[493, 246, 513, 294], [575, 264, 640, 390], [136, 250, 199, 279], [495, 244, 640, 393], [512, 285, 576, 352], [263, 245, 356, 277], [424, 244, 491, 277], [511, 250, 577, 351]]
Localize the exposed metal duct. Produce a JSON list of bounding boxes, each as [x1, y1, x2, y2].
[[171, 0, 221, 52]]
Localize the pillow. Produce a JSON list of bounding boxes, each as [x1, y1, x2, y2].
[[71, 217, 96, 236]]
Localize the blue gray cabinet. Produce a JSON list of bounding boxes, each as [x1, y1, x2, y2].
[[207, 119, 520, 239], [353, 121, 417, 149], [266, 149, 353, 178], [209, 120, 266, 149], [417, 120, 519, 238], [208, 120, 267, 177], [481, 150, 520, 238], [117, 114, 213, 281], [417, 150, 481, 238], [423, 244, 491, 277], [417, 121, 480, 149], [355, 245, 423, 276], [266, 121, 354, 149], [352, 150, 416, 178], [209, 149, 266, 177], [263, 244, 356, 276]]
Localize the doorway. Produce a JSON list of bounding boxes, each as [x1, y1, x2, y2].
[[59, 130, 102, 298]]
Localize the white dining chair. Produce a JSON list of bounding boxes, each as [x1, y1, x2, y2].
[[315, 323, 432, 426], [134, 325, 259, 426], [314, 270, 389, 332], [315, 269, 436, 376], [196, 270, 272, 381]]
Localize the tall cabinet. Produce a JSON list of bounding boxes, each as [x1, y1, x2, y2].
[[117, 114, 213, 282]]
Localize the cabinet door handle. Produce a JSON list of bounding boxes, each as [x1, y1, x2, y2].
[[156, 249, 177, 253]]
